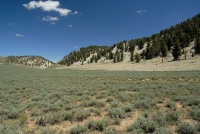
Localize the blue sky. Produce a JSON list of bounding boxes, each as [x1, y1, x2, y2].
[[0, 0, 200, 62]]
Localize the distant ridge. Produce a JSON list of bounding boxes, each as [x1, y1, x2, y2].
[[0, 56, 6, 63], [4, 56, 53, 68]]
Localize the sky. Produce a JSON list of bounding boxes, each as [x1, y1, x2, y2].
[[0, 0, 200, 62]]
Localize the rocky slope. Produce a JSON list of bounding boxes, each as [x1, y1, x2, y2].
[[5, 56, 53, 68]]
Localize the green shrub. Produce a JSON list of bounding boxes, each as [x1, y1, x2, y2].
[[110, 101, 119, 108], [166, 101, 176, 110], [95, 101, 105, 108], [30, 109, 40, 116], [178, 122, 195, 134], [40, 127, 56, 134], [76, 91, 85, 96], [196, 122, 200, 132], [64, 96, 75, 103], [36, 117, 47, 126], [107, 127, 117, 134], [63, 111, 74, 121], [65, 103, 74, 110], [112, 118, 121, 125], [87, 120, 106, 132], [7, 108, 20, 119], [190, 109, 200, 121], [166, 111, 179, 123], [134, 99, 154, 109], [187, 98, 200, 106], [76, 110, 90, 121], [47, 112, 63, 125], [70, 125, 87, 134], [106, 97, 114, 102], [0, 123, 20, 134], [87, 99, 97, 107], [49, 92, 61, 99], [93, 108, 102, 116], [117, 92, 130, 102], [155, 127, 172, 134], [96, 94, 105, 99], [108, 108, 125, 119], [127, 117, 157, 133], [153, 111, 166, 126], [19, 113, 27, 125], [122, 104, 133, 113]]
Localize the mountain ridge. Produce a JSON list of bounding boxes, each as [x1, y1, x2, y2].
[[59, 13, 200, 67]]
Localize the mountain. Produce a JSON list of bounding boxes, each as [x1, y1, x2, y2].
[[0, 56, 6, 63], [59, 13, 200, 66], [3, 56, 54, 68]]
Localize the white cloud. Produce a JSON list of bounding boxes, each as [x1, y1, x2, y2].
[[23, 0, 71, 16], [68, 25, 73, 28], [16, 34, 23, 37], [74, 11, 78, 14], [136, 10, 147, 14], [42, 16, 59, 21], [136, 10, 142, 13], [73, 46, 78, 49]]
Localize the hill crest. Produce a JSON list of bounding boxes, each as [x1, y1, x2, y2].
[[1, 56, 54, 68]]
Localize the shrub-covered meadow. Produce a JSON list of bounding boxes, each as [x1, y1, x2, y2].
[[0, 64, 200, 133]]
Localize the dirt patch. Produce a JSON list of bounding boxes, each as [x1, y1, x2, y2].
[[176, 102, 183, 109], [25, 110, 37, 131], [115, 110, 140, 131]]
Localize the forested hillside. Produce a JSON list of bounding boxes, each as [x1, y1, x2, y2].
[[59, 13, 200, 66], [59, 46, 110, 66]]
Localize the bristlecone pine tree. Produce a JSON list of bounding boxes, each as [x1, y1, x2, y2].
[[195, 36, 200, 55], [130, 51, 134, 61], [172, 41, 181, 60]]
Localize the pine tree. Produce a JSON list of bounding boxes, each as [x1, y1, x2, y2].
[[195, 36, 200, 55], [172, 41, 181, 60], [90, 55, 94, 63], [95, 56, 98, 63], [166, 36, 173, 51], [109, 52, 113, 59], [160, 44, 168, 57], [140, 50, 146, 59], [121, 51, 124, 61], [113, 55, 117, 63], [130, 51, 134, 61], [125, 45, 128, 52], [145, 46, 153, 59], [117, 52, 120, 62], [97, 53, 101, 60]]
